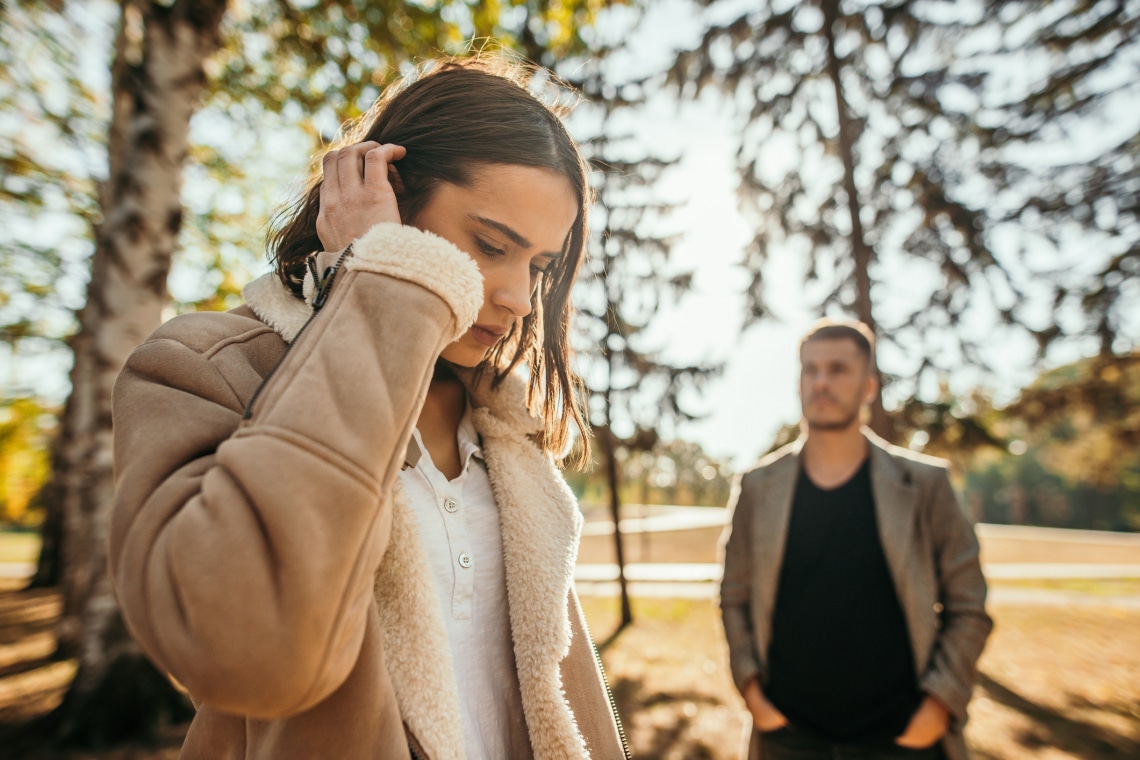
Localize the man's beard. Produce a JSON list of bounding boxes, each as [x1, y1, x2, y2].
[[803, 401, 861, 432]]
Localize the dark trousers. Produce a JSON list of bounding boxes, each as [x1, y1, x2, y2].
[[759, 726, 944, 760]]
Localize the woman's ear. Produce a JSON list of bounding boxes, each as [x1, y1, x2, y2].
[[388, 163, 406, 196]]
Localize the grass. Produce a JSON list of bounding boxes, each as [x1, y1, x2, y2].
[[580, 595, 1140, 760], [987, 577, 1140, 596]]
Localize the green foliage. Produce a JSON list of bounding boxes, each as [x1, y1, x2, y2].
[[895, 389, 1007, 460], [210, 0, 612, 118], [964, 445, 1140, 532], [0, 396, 58, 525], [1003, 352, 1140, 489], [943, 353, 1140, 531]]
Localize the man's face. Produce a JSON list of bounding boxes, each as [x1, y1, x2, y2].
[[799, 338, 877, 432]]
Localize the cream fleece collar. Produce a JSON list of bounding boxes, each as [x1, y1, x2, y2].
[[242, 232, 589, 759]]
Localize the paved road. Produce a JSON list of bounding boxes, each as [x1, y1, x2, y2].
[[574, 562, 1140, 582], [581, 509, 727, 536], [584, 504, 1140, 543], [573, 579, 1140, 608], [573, 561, 1140, 608]]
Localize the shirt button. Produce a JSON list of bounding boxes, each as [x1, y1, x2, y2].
[[458, 552, 472, 569], [444, 498, 459, 513]]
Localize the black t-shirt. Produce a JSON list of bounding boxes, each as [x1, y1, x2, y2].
[[765, 459, 922, 742]]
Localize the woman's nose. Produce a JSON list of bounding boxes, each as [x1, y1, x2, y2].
[[488, 260, 533, 318]]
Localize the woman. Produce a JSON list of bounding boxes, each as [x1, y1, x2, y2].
[[109, 57, 629, 760]]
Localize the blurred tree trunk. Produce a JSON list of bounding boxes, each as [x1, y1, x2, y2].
[[599, 422, 633, 629], [46, 0, 228, 746], [30, 485, 63, 587], [821, 0, 893, 442]]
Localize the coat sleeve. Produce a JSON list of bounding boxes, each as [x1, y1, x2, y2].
[[109, 223, 482, 720], [918, 469, 993, 726], [719, 471, 762, 694]]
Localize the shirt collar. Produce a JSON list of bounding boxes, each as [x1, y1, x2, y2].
[[455, 401, 484, 466], [403, 400, 484, 473]]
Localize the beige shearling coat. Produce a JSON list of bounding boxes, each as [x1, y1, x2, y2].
[[720, 433, 992, 760], [109, 223, 628, 760]]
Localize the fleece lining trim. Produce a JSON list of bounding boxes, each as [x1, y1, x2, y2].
[[373, 491, 466, 759], [341, 223, 482, 342], [473, 372, 590, 759], [243, 222, 483, 344]]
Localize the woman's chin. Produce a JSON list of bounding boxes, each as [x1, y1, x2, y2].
[[439, 341, 490, 368]]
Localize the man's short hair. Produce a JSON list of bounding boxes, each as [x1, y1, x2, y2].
[[799, 318, 876, 363]]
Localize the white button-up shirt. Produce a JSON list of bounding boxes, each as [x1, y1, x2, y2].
[[398, 407, 533, 759]]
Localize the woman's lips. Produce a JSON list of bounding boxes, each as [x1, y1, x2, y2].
[[469, 324, 506, 347]]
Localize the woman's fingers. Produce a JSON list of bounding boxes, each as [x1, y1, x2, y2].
[[317, 141, 406, 253], [364, 144, 406, 195], [340, 141, 379, 187], [320, 149, 341, 194]]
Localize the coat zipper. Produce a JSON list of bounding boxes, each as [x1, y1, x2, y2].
[[593, 639, 633, 760], [575, 600, 632, 758], [241, 311, 314, 420], [406, 724, 429, 760], [241, 246, 353, 420]]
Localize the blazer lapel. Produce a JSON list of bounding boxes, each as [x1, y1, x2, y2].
[[867, 435, 919, 608], [753, 443, 801, 649]]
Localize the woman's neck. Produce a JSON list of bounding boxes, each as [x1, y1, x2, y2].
[[416, 371, 467, 480]]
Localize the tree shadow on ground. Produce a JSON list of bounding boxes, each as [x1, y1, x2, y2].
[[978, 672, 1140, 759], [597, 623, 627, 654], [609, 673, 723, 759], [1065, 692, 1140, 723]]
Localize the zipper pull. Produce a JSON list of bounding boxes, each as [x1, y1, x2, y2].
[[312, 267, 336, 310], [310, 243, 354, 312]]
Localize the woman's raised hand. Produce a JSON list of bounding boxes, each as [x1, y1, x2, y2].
[[316, 141, 406, 253]]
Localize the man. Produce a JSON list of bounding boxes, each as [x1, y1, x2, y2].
[[719, 319, 992, 760]]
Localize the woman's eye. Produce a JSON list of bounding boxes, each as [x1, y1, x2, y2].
[[474, 238, 505, 257]]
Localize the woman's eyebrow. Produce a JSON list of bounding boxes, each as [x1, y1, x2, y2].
[[470, 214, 531, 248]]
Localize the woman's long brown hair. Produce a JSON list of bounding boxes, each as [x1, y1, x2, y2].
[[267, 56, 590, 465]]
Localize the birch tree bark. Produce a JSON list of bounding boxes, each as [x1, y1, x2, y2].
[[48, 0, 228, 745]]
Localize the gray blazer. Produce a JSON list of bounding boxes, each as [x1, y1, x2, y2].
[[720, 429, 992, 760]]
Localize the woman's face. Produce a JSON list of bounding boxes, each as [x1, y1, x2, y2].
[[412, 163, 579, 368]]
